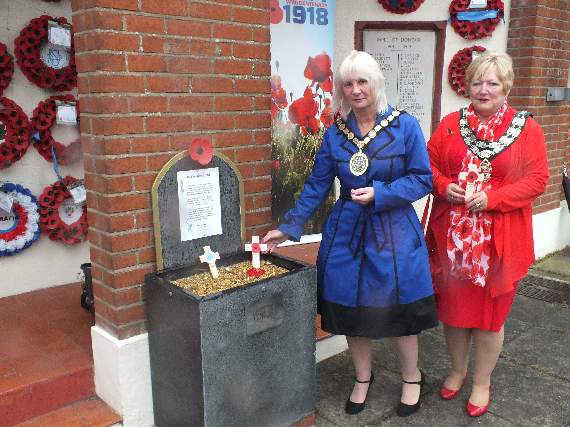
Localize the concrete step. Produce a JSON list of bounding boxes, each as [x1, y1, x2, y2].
[[0, 284, 96, 426], [13, 397, 121, 427]]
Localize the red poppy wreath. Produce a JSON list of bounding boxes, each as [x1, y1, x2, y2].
[[30, 94, 79, 164], [0, 97, 31, 170], [39, 176, 88, 245], [0, 42, 14, 95], [449, 0, 504, 40], [448, 45, 487, 97], [378, 0, 425, 14], [14, 15, 76, 91]]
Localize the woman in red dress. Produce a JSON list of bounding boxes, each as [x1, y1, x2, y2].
[[425, 52, 548, 417]]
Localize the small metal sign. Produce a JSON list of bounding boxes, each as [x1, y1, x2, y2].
[[246, 294, 285, 336]]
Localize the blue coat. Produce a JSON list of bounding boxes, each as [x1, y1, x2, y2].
[[279, 107, 436, 337]]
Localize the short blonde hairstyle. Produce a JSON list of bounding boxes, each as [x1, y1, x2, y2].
[[466, 51, 514, 95], [332, 50, 388, 118]]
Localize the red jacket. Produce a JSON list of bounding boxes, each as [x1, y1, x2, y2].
[[425, 108, 549, 297]]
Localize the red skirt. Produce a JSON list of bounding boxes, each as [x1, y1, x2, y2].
[[435, 276, 517, 332]]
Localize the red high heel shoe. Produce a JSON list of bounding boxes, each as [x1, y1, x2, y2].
[[466, 385, 492, 417], [439, 374, 466, 400]]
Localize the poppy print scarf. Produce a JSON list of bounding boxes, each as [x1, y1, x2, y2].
[[446, 101, 508, 287]]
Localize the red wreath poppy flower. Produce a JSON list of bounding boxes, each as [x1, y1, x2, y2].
[[289, 88, 319, 135], [270, 0, 284, 24], [304, 53, 333, 89], [247, 267, 266, 278], [271, 159, 280, 170], [188, 137, 213, 166]]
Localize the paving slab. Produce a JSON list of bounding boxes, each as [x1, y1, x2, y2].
[[531, 246, 570, 280], [503, 326, 570, 381], [315, 291, 570, 427]]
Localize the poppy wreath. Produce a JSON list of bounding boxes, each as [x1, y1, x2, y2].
[[0, 42, 14, 95], [0, 97, 31, 170], [448, 45, 487, 97], [14, 15, 77, 91], [449, 0, 504, 40], [38, 176, 88, 245], [378, 0, 425, 14], [30, 94, 79, 164], [0, 182, 41, 257]]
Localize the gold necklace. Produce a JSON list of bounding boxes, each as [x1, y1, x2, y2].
[[335, 109, 401, 176]]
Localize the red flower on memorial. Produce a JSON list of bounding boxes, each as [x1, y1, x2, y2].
[[188, 138, 213, 166], [304, 53, 333, 94], [270, 0, 284, 24], [320, 98, 334, 128], [289, 88, 319, 135], [247, 267, 266, 278], [0, 42, 14, 95]]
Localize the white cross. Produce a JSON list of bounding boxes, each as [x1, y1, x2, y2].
[[244, 236, 267, 269], [199, 246, 220, 279]]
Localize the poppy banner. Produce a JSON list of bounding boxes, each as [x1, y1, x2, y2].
[[270, 0, 336, 238]]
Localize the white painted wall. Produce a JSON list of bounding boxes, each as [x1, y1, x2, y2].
[[335, 0, 512, 119], [0, 0, 89, 297]]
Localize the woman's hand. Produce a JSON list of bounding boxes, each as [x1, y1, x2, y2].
[[351, 187, 374, 205], [261, 229, 289, 253], [465, 191, 488, 212], [446, 183, 466, 204]]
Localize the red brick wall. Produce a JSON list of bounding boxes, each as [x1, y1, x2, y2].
[[71, 0, 272, 339], [507, 1, 570, 213]]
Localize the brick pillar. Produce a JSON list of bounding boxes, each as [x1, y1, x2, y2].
[[507, 0, 570, 213], [71, 0, 271, 339]]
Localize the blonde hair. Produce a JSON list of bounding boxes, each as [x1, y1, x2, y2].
[[466, 51, 514, 95], [332, 50, 388, 118]]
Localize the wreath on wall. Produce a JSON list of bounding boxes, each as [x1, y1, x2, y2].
[[14, 15, 77, 91], [0, 42, 14, 95], [0, 97, 31, 170], [30, 94, 79, 164], [39, 176, 88, 245], [0, 182, 41, 257], [448, 45, 487, 97], [449, 0, 504, 40], [378, 0, 425, 14]]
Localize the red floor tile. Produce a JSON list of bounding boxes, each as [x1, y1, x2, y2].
[[0, 284, 97, 426]]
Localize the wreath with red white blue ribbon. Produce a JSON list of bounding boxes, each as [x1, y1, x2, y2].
[[0, 97, 31, 170], [30, 94, 79, 164], [449, 0, 504, 40], [39, 176, 88, 245], [0, 182, 41, 257], [0, 42, 14, 95], [378, 0, 425, 14], [448, 45, 487, 97], [14, 15, 76, 91]]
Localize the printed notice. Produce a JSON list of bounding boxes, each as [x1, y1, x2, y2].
[[177, 168, 222, 242]]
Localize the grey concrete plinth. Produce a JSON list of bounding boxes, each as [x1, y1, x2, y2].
[[145, 253, 317, 427]]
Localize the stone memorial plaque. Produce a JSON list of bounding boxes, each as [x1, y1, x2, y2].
[[152, 152, 244, 270], [246, 294, 285, 335], [146, 149, 317, 426], [364, 30, 436, 138]]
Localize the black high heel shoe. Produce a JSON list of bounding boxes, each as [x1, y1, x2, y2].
[[396, 370, 425, 417], [345, 373, 375, 415]]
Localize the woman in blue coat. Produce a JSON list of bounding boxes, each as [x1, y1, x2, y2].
[[263, 51, 437, 417]]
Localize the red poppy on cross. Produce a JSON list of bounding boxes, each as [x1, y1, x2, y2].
[[244, 236, 267, 269]]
